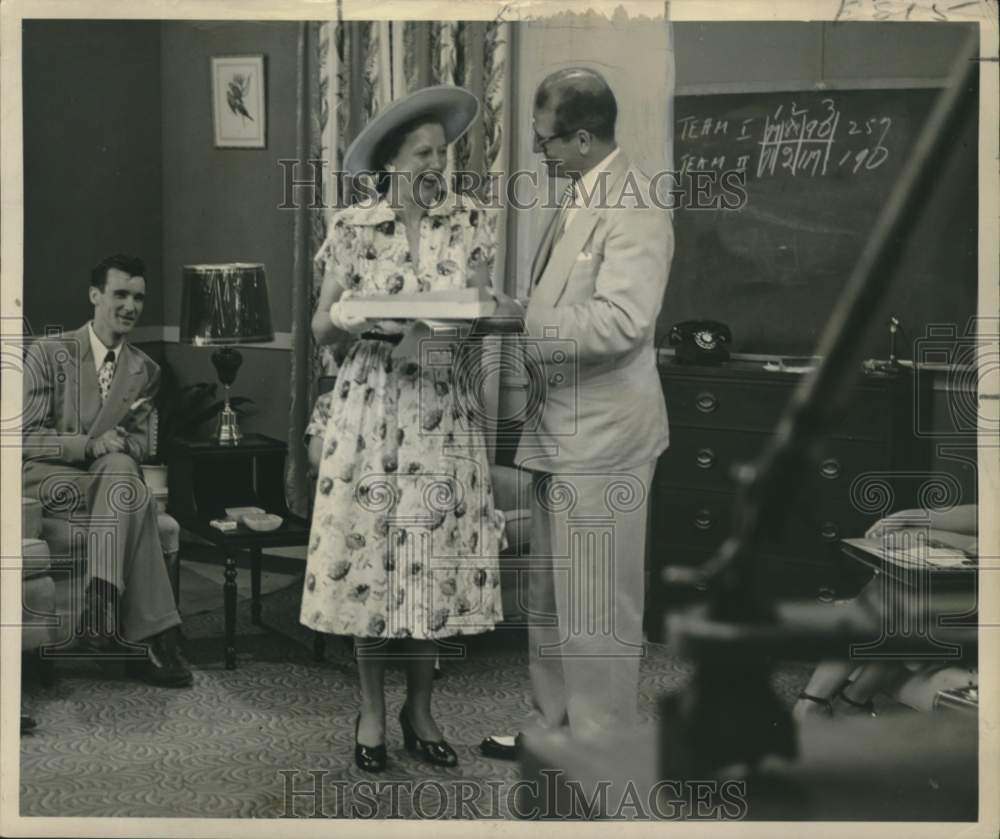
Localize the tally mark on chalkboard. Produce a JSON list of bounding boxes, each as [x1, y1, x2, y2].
[[758, 100, 839, 179]]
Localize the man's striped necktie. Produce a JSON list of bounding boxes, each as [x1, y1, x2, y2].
[[554, 180, 576, 240]]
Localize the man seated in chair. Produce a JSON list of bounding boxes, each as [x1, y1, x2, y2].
[[22, 254, 192, 688]]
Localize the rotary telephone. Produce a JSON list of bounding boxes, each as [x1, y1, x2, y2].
[[668, 320, 732, 365]]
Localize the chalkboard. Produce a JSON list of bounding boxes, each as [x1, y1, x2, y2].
[[660, 87, 978, 357]]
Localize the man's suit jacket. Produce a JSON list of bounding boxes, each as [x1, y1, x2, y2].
[[514, 152, 672, 474], [22, 323, 160, 495]]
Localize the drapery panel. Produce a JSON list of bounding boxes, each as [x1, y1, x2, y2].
[[285, 18, 512, 517]]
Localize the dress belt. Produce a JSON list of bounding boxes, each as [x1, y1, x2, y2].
[[360, 331, 403, 345]]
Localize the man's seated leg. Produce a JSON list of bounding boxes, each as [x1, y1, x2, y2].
[[44, 452, 192, 687], [86, 452, 192, 687]]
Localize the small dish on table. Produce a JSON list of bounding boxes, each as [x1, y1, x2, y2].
[[243, 513, 284, 532]]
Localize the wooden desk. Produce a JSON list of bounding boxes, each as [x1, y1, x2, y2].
[[648, 361, 931, 638], [167, 433, 314, 669]]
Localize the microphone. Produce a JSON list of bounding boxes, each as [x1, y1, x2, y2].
[[887, 316, 900, 366]]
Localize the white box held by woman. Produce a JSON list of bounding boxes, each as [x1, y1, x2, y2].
[[339, 287, 496, 321]]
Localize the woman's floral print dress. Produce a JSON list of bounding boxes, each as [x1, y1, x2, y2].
[[300, 197, 506, 640]]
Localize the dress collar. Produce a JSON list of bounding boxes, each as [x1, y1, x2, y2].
[[335, 192, 459, 227]]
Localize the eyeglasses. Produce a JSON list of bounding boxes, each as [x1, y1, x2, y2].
[[532, 125, 577, 149]]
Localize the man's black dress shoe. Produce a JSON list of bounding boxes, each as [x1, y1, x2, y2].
[[399, 706, 458, 767], [479, 733, 523, 761], [354, 715, 387, 773], [125, 629, 193, 688]]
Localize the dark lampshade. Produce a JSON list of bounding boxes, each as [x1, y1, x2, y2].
[[180, 263, 274, 345]]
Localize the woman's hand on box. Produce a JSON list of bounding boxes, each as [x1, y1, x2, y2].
[[368, 320, 408, 335], [331, 290, 409, 336], [329, 291, 369, 334]]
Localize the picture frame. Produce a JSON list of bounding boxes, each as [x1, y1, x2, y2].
[[211, 55, 266, 148]]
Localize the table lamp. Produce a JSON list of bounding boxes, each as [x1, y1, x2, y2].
[[180, 263, 274, 445]]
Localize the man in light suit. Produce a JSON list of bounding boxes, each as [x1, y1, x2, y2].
[[22, 254, 191, 687], [482, 68, 671, 755]]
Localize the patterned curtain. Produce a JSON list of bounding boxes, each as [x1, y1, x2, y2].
[[285, 16, 512, 516]]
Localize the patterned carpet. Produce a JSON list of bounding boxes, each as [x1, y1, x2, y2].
[[20, 573, 811, 819]]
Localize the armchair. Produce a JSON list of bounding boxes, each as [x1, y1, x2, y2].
[[490, 461, 532, 623], [20, 408, 181, 669]]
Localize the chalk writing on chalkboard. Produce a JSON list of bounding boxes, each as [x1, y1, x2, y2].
[[677, 97, 894, 179], [663, 87, 977, 356]]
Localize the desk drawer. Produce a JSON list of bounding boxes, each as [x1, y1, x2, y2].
[[655, 431, 888, 501], [778, 501, 878, 560], [652, 487, 878, 560], [651, 489, 735, 554], [654, 430, 765, 491], [806, 438, 892, 505], [648, 545, 850, 605], [662, 375, 892, 440], [663, 377, 790, 432]]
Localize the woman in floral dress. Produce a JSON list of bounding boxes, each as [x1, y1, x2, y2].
[[300, 86, 506, 772]]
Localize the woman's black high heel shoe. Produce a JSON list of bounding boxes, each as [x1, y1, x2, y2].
[[354, 714, 387, 773], [399, 706, 458, 767], [836, 688, 878, 717], [797, 691, 834, 716]]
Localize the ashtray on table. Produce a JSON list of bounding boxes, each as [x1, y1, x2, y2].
[[243, 513, 284, 532]]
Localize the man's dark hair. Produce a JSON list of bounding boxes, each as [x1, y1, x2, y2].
[[534, 67, 617, 142], [91, 254, 145, 290]]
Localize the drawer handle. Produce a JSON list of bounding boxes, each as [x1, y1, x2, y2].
[[820, 522, 839, 541], [696, 448, 716, 469], [695, 392, 719, 413], [819, 458, 842, 480], [694, 509, 713, 530]]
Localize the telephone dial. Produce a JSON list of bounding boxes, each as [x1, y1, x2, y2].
[[668, 320, 733, 365]]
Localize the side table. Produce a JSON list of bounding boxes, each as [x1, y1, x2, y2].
[[167, 433, 322, 669]]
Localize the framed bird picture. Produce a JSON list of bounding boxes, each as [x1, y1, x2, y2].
[[211, 55, 266, 148]]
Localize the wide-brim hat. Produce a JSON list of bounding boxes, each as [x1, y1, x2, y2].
[[343, 85, 480, 178]]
